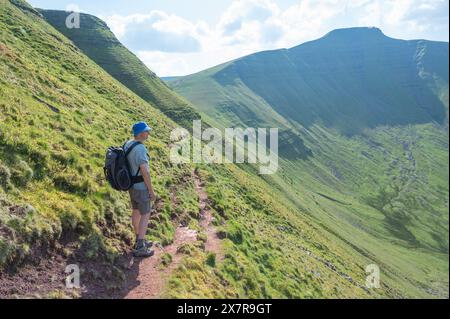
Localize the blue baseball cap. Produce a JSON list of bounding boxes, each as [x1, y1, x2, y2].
[[132, 121, 152, 136]]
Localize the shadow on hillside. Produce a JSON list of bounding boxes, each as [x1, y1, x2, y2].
[[80, 252, 144, 299], [113, 254, 144, 299]]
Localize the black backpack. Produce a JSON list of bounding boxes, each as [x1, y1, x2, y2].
[[104, 141, 144, 191]]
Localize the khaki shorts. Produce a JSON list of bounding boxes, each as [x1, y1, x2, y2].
[[129, 189, 152, 215]]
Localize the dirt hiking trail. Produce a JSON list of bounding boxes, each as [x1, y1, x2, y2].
[[120, 170, 222, 299]]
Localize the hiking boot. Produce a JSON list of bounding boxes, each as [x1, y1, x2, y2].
[[143, 240, 153, 248], [133, 246, 155, 258], [135, 239, 153, 248]]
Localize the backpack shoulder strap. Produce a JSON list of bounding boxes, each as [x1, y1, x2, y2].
[[124, 141, 142, 157], [124, 141, 144, 178]]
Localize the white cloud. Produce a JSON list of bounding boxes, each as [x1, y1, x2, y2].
[[276, 0, 346, 46], [136, 51, 191, 77], [101, 0, 449, 76], [354, 0, 449, 38], [218, 0, 280, 36], [100, 11, 203, 52]]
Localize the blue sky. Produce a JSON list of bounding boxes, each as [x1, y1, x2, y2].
[[29, 0, 449, 77], [28, 0, 298, 24]]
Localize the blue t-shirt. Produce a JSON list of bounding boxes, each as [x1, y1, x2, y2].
[[124, 140, 149, 190]]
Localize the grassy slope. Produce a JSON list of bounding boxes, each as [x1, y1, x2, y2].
[[169, 29, 449, 297], [0, 0, 198, 275], [0, 0, 406, 299], [39, 9, 201, 129]]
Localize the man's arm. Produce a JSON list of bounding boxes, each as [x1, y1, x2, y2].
[[140, 164, 156, 201]]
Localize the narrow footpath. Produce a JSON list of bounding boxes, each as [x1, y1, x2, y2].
[[121, 170, 222, 299]]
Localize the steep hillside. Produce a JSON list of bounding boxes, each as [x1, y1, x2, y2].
[[39, 9, 200, 129], [0, 0, 420, 299], [170, 28, 449, 296], [0, 0, 200, 296]]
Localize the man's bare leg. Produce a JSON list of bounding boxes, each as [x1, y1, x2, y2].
[[131, 209, 141, 237], [138, 213, 151, 240]]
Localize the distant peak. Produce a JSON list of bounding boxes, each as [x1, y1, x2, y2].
[[323, 27, 386, 40]]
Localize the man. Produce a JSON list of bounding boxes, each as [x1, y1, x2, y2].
[[124, 121, 156, 258]]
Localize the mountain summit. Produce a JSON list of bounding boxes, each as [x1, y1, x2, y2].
[[172, 27, 448, 135], [321, 27, 386, 41]]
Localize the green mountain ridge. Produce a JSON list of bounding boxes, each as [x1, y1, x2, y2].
[[172, 27, 448, 135], [39, 9, 201, 129], [0, 0, 448, 299], [169, 27, 449, 296]]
